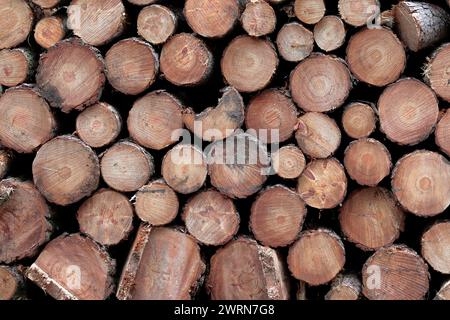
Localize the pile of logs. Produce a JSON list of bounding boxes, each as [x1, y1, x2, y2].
[[0, 0, 449, 301]]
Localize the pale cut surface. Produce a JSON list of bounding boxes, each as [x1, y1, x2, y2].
[[276, 22, 314, 62], [0, 0, 33, 49], [342, 102, 376, 139], [421, 221, 450, 274], [338, 0, 380, 27]]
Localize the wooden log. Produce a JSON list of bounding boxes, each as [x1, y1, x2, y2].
[[77, 188, 134, 246], [100, 140, 155, 193], [295, 112, 341, 159], [162, 144, 207, 194], [421, 221, 450, 274], [182, 189, 239, 246], [207, 237, 290, 300], [276, 22, 314, 62], [0, 48, 35, 87], [313, 16, 346, 52], [362, 245, 429, 300], [33, 135, 100, 206], [0, 265, 25, 300], [0, 178, 52, 263], [391, 150, 450, 217], [424, 44, 450, 102], [287, 229, 345, 286], [160, 33, 213, 87], [435, 109, 450, 156], [294, 0, 325, 25], [297, 158, 347, 209], [0, 86, 56, 153], [245, 89, 298, 144], [338, 0, 380, 27], [134, 180, 179, 226], [325, 274, 361, 300], [183, 87, 245, 142], [127, 0, 157, 5], [27, 233, 116, 300], [241, 0, 277, 37], [0, 148, 12, 179], [250, 185, 307, 248], [346, 28, 406, 87], [137, 4, 177, 45], [0, 0, 33, 49], [343, 138, 391, 186], [36, 38, 105, 113], [342, 102, 376, 139], [76, 102, 122, 149], [435, 280, 450, 300], [290, 54, 352, 112], [117, 225, 205, 300], [395, 1, 450, 52], [271, 145, 306, 179], [221, 36, 278, 93], [32, 0, 61, 9], [339, 187, 405, 251], [34, 16, 66, 49], [105, 38, 159, 95], [381, 9, 395, 28], [128, 90, 183, 150]]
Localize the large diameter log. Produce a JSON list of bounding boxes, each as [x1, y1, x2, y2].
[[313, 16, 346, 52], [421, 221, 450, 274], [0, 0, 33, 49], [27, 233, 116, 300], [362, 245, 429, 300], [0, 48, 34, 87], [276, 22, 314, 62], [342, 102, 376, 139], [33, 135, 100, 206], [0, 265, 25, 300], [435, 281, 450, 300], [32, 0, 61, 9], [241, 0, 277, 37], [294, 0, 325, 25], [338, 0, 380, 27], [271, 145, 306, 179], [0, 149, 12, 179], [34, 16, 66, 49], [117, 225, 205, 300], [207, 237, 290, 300], [424, 44, 450, 102], [0, 179, 53, 263], [137, 4, 177, 45], [435, 109, 450, 156], [325, 274, 361, 300]]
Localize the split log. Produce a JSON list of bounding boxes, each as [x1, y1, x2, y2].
[[435, 281, 450, 300], [0, 0, 33, 49], [0, 48, 35, 87], [27, 233, 116, 300], [391, 150, 450, 217], [137, 4, 177, 45], [435, 109, 450, 156], [271, 145, 306, 179], [250, 185, 307, 248], [117, 225, 205, 300], [34, 16, 66, 49], [424, 44, 450, 102], [182, 189, 239, 246], [362, 245, 429, 300], [241, 0, 277, 37], [287, 229, 345, 286], [342, 102, 376, 139], [276, 22, 314, 62], [32, 0, 61, 9], [33, 135, 100, 206], [0, 148, 12, 179], [325, 274, 361, 300], [313, 16, 346, 52], [294, 0, 325, 25], [207, 237, 290, 300], [338, 0, 380, 27], [421, 221, 450, 274], [0, 265, 25, 300]]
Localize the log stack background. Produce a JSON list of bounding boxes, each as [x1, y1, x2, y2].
[[0, 0, 449, 301]]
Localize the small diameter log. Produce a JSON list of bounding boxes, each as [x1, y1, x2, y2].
[[392, 151, 450, 217], [67, 0, 126, 46], [435, 281, 450, 300], [117, 225, 205, 300], [0, 0, 33, 49], [250, 185, 307, 248], [0, 266, 25, 300], [297, 158, 347, 209], [295, 112, 341, 159], [162, 144, 207, 194], [184, 0, 242, 38], [241, 0, 277, 37], [425, 44, 450, 102], [338, 0, 380, 27], [77, 189, 134, 246], [128, 0, 157, 5], [76, 102, 122, 149], [184, 87, 245, 142], [32, 0, 60, 8], [287, 229, 345, 286], [182, 189, 239, 246], [207, 237, 290, 300], [325, 274, 361, 300], [27, 233, 116, 300], [435, 109, 450, 156], [271, 145, 306, 179], [342, 102, 376, 139], [33, 136, 100, 206], [314, 16, 346, 52], [346, 28, 406, 87], [105, 38, 159, 95], [343, 138, 391, 186], [276, 22, 314, 63], [0, 48, 34, 87], [290, 54, 351, 112], [395, 1, 450, 52], [0, 86, 56, 153], [101, 141, 155, 193], [339, 187, 405, 251], [245, 89, 298, 144], [221, 36, 278, 93], [34, 16, 66, 49], [36, 38, 105, 113], [0, 148, 12, 179], [421, 221, 450, 274], [134, 180, 179, 226], [137, 5, 177, 45], [0, 179, 52, 263], [362, 245, 429, 300], [378, 78, 439, 146], [294, 0, 325, 25]]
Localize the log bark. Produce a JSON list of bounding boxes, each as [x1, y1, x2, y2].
[[34, 16, 66, 49], [294, 0, 325, 25], [241, 0, 277, 37], [424, 44, 450, 102], [313, 16, 346, 52], [0, 265, 26, 300], [0, 48, 35, 87], [0, 0, 33, 49], [325, 274, 361, 300], [435, 280, 450, 300], [137, 4, 177, 45], [421, 221, 450, 274], [276, 22, 314, 62], [435, 109, 450, 156], [342, 102, 376, 139], [0, 148, 12, 179], [271, 145, 306, 179], [338, 0, 380, 27]]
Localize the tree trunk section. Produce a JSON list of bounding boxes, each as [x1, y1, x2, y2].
[[0, 265, 26, 300], [338, 0, 380, 27], [0, 48, 35, 87], [342, 102, 376, 139], [325, 274, 361, 300], [241, 0, 277, 37], [137, 4, 177, 45], [425, 44, 450, 102], [32, 0, 61, 9], [314, 16, 346, 52], [34, 16, 66, 49], [276, 22, 314, 62], [421, 221, 450, 274], [271, 145, 306, 179], [294, 0, 325, 24], [435, 109, 450, 156], [0, 0, 33, 49]]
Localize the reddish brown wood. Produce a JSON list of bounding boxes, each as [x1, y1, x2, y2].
[[0, 148, 12, 179], [421, 221, 450, 274], [314, 16, 346, 52], [276, 22, 314, 62], [435, 109, 450, 156], [137, 4, 177, 45], [325, 274, 361, 300], [34, 16, 66, 49], [425, 44, 450, 102], [0, 265, 25, 300], [32, 0, 61, 9], [241, 0, 276, 37], [294, 0, 325, 25], [338, 0, 380, 27], [342, 102, 377, 139], [0, 0, 33, 49], [0, 48, 34, 87], [271, 145, 306, 179]]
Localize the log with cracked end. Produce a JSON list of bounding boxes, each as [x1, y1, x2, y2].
[[0, 265, 26, 300], [276, 22, 314, 63], [0, 48, 35, 87], [342, 102, 377, 139], [0, 0, 33, 49], [241, 0, 277, 37], [425, 44, 450, 102], [294, 0, 325, 25], [435, 109, 450, 157], [34, 16, 66, 49], [325, 274, 361, 300], [338, 0, 380, 27], [137, 4, 177, 45], [421, 221, 450, 274], [271, 145, 306, 180]]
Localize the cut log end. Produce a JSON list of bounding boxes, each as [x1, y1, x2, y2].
[[276, 22, 314, 62], [325, 274, 361, 300], [342, 102, 376, 139], [435, 109, 450, 156], [32, 0, 61, 9], [425, 44, 450, 102], [435, 281, 450, 300], [421, 221, 450, 274], [338, 0, 380, 27], [0, 48, 34, 87], [294, 0, 326, 25], [34, 16, 66, 49], [241, 0, 277, 37], [271, 145, 306, 179], [0, 266, 25, 300], [0, 0, 33, 49], [137, 5, 177, 45], [314, 16, 346, 52]]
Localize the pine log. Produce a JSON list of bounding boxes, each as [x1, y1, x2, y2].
[[32, 0, 61, 8], [0, 178, 52, 263], [297, 158, 347, 209], [424, 44, 450, 102], [33, 135, 100, 206], [207, 237, 290, 300], [0, 48, 35, 87], [267, 0, 288, 4], [77, 188, 134, 246], [271, 145, 306, 179], [0, 0, 33, 49], [362, 245, 429, 300], [435, 109, 450, 156], [100, 140, 154, 193], [276, 22, 314, 62], [250, 185, 306, 248], [338, 0, 380, 27], [0, 148, 12, 179], [435, 280, 450, 300], [128, 0, 157, 5], [313, 16, 346, 52], [294, 0, 325, 25], [241, 0, 277, 37], [342, 102, 376, 139], [391, 150, 450, 217], [137, 4, 177, 45], [0, 265, 25, 300], [325, 274, 361, 300], [0, 86, 56, 153], [34, 16, 66, 49], [117, 225, 205, 300], [421, 221, 450, 274]]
